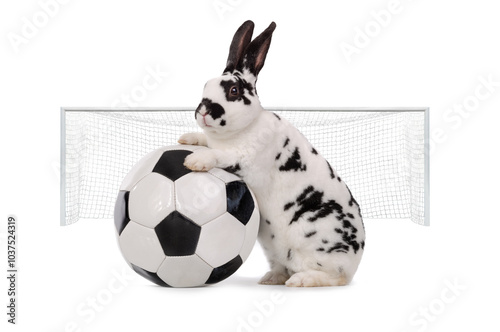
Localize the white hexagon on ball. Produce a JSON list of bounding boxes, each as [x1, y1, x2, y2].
[[196, 213, 246, 267], [128, 172, 175, 228], [175, 172, 227, 226], [118, 221, 166, 272], [157, 255, 213, 287]]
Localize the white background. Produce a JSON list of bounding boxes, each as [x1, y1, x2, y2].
[[1, 0, 500, 331]]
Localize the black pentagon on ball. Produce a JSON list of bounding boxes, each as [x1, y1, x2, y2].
[[205, 255, 243, 284], [114, 191, 130, 236], [154, 211, 201, 256], [226, 181, 255, 225], [153, 149, 193, 181], [130, 263, 170, 287]]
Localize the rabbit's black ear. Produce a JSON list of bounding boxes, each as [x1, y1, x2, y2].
[[224, 20, 255, 74], [243, 22, 276, 77]]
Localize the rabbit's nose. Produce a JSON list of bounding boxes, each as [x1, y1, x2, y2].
[[195, 103, 208, 116], [200, 109, 210, 117]]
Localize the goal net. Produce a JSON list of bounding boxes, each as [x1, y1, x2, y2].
[[60, 108, 429, 226]]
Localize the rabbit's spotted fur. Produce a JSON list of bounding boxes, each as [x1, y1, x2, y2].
[[179, 21, 365, 287]]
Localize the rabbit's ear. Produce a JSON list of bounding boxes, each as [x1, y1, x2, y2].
[[224, 20, 255, 74], [243, 22, 276, 77]]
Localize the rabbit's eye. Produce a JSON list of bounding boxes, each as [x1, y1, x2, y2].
[[230, 86, 239, 96]]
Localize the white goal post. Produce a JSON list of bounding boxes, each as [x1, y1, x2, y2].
[[60, 107, 430, 226]]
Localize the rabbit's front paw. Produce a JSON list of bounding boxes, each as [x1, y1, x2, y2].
[[178, 133, 207, 146], [184, 149, 217, 172]]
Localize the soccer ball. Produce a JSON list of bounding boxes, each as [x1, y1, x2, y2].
[[114, 144, 259, 287]]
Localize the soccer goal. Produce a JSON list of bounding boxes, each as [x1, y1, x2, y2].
[[60, 107, 430, 226]]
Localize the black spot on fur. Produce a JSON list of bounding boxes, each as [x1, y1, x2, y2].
[[271, 234, 275, 239], [275, 152, 281, 160], [288, 186, 321, 224], [311, 148, 318, 155], [273, 113, 281, 120], [343, 219, 358, 233], [220, 120, 226, 126], [287, 249, 292, 260], [309, 200, 344, 222], [283, 137, 290, 147], [322, 239, 329, 244], [346, 213, 354, 219], [287, 186, 344, 224], [240, 78, 254, 96], [346, 238, 360, 253], [284, 202, 295, 211], [327, 243, 350, 254], [326, 161, 335, 179], [265, 219, 271, 225], [305, 231, 317, 238], [333, 224, 362, 254], [346, 185, 363, 220], [316, 248, 325, 252], [347, 186, 359, 207], [317, 262, 323, 267], [279, 147, 307, 172]]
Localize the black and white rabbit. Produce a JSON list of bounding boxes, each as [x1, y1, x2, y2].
[[179, 21, 365, 287]]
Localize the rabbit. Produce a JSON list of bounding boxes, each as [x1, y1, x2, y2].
[[178, 20, 365, 287]]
